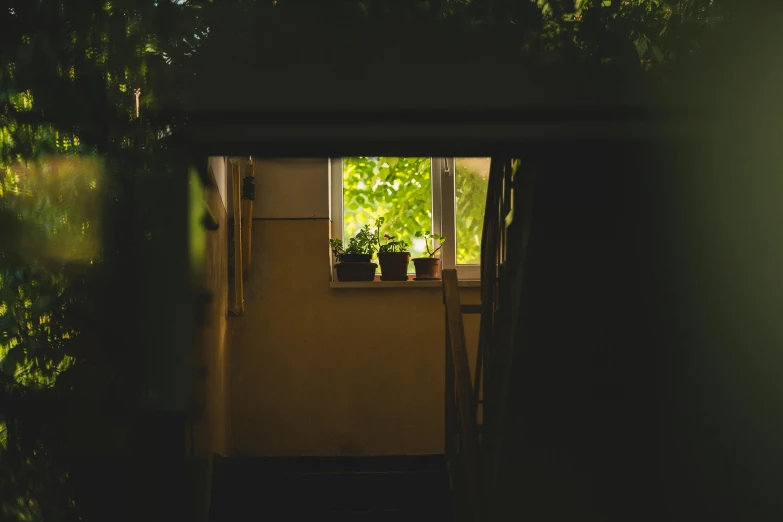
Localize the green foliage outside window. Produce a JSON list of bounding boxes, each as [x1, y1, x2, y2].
[[455, 158, 490, 265], [343, 157, 432, 271], [342, 157, 489, 269]]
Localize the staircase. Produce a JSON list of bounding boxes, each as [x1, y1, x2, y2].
[[209, 454, 453, 521]]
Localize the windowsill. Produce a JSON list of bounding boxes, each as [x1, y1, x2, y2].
[[330, 279, 480, 289]]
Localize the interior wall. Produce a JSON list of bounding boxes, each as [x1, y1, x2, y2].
[[229, 158, 480, 457], [193, 158, 231, 457], [210, 156, 228, 211], [190, 159, 231, 520]]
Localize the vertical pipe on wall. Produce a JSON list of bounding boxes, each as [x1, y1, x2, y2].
[[241, 159, 255, 278], [232, 162, 244, 315]]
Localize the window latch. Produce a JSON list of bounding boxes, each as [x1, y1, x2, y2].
[[444, 158, 451, 178]]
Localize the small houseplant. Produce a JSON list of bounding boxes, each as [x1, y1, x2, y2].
[[375, 217, 411, 281], [413, 231, 446, 280], [330, 225, 378, 282]]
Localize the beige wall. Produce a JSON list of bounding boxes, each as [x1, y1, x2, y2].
[[189, 162, 232, 521], [252, 158, 330, 219], [209, 156, 228, 212], [193, 162, 232, 458], [228, 158, 480, 457]]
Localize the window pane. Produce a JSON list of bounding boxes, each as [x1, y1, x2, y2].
[[455, 157, 490, 265], [343, 157, 432, 273]]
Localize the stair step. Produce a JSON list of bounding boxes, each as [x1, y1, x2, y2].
[[209, 455, 453, 522], [221, 472, 449, 509], [223, 454, 447, 474], [219, 510, 449, 522]]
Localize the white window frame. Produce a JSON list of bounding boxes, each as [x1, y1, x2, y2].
[[329, 157, 482, 281]]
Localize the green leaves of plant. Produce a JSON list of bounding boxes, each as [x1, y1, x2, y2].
[[378, 236, 409, 253], [329, 237, 344, 260], [330, 223, 379, 262], [342, 157, 487, 264], [343, 157, 431, 260], [635, 36, 649, 58], [414, 230, 446, 257], [346, 224, 377, 255]]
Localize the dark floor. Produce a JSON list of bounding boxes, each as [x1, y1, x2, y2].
[[209, 454, 454, 522]]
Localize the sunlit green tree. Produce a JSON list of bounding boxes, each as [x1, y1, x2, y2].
[[1, 1, 209, 519], [343, 157, 432, 270], [454, 158, 489, 265], [342, 157, 489, 268]]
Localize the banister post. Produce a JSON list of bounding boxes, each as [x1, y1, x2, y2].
[[442, 269, 481, 522]]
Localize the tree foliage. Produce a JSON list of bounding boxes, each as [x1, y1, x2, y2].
[[454, 158, 489, 265], [343, 157, 432, 270], [342, 157, 489, 269], [530, 0, 723, 73], [1, 1, 208, 520], [0, 156, 106, 521]]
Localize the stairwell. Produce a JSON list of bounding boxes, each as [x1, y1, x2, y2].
[[209, 454, 454, 521]]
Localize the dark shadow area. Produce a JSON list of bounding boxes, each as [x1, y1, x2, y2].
[[210, 455, 452, 521]]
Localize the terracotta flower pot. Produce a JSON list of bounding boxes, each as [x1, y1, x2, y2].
[[413, 257, 442, 280], [377, 252, 411, 281], [335, 262, 377, 282]]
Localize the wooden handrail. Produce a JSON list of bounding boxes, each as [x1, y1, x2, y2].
[[461, 304, 483, 315], [442, 269, 480, 522], [471, 156, 536, 519]]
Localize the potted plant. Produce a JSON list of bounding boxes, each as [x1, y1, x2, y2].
[[413, 231, 446, 280], [375, 217, 411, 281], [330, 224, 378, 282]]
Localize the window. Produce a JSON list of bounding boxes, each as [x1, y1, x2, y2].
[[330, 157, 490, 280]]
